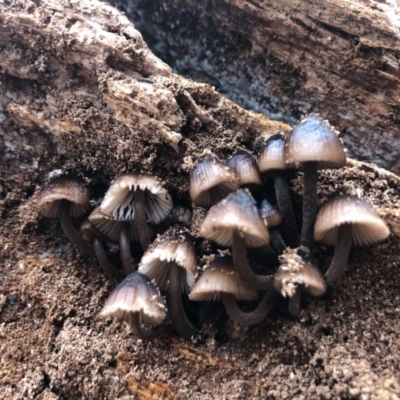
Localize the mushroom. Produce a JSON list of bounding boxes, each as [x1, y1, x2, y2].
[[88, 206, 140, 275], [100, 174, 173, 252], [259, 199, 286, 255], [190, 257, 278, 326], [273, 247, 326, 316], [227, 150, 262, 191], [189, 153, 239, 207], [37, 175, 94, 256], [138, 228, 199, 339], [314, 187, 390, 285], [199, 189, 272, 290], [258, 134, 299, 247], [100, 272, 167, 340], [284, 115, 346, 247], [80, 216, 123, 280]]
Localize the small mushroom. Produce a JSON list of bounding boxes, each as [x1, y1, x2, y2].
[[100, 272, 167, 340], [314, 187, 390, 285], [190, 257, 278, 326], [199, 189, 272, 290], [138, 228, 199, 339], [189, 153, 239, 207], [259, 199, 286, 255], [284, 116, 346, 247], [80, 216, 122, 280], [100, 174, 173, 252], [274, 247, 326, 316], [258, 134, 299, 247], [227, 150, 262, 191], [37, 175, 94, 256]]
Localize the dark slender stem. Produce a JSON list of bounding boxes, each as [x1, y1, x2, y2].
[[288, 288, 301, 317], [59, 201, 95, 256], [300, 162, 318, 248], [270, 229, 286, 255], [128, 313, 166, 340], [93, 238, 123, 280], [232, 231, 273, 290], [324, 224, 352, 285], [221, 290, 279, 326], [167, 263, 199, 339], [135, 189, 151, 252], [119, 223, 134, 276], [274, 175, 300, 248]]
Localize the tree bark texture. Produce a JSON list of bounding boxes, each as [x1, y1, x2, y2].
[[1, 1, 400, 399]]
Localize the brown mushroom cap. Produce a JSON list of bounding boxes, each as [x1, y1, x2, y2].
[[227, 151, 262, 187], [138, 228, 198, 291], [199, 189, 270, 248], [284, 115, 346, 170], [274, 247, 326, 298], [100, 174, 173, 224], [314, 191, 390, 247], [99, 272, 166, 325], [189, 155, 240, 207], [88, 206, 139, 242], [37, 175, 90, 219], [190, 257, 258, 302]]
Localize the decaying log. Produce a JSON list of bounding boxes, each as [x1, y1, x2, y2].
[[1, 1, 400, 399], [112, 0, 400, 173]]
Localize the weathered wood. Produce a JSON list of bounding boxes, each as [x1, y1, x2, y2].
[[113, 0, 400, 172]]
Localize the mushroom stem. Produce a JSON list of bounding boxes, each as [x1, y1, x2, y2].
[[270, 229, 286, 255], [128, 313, 166, 340], [232, 231, 273, 290], [274, 175, 299, 247], [221, 290, 279, 326], [288, 288, 301, 317], [324, 224, 352, 284], [167, 262, 199, 339], [93, 238, 123, 280], [134, 189, 151, 252], [300, 162, 318, 248], [119, 223, 134, 276], [59, 201, 95, 256]]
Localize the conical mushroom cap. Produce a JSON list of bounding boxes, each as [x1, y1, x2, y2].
[[199, 189, 270, 248], [100, 174, 173, 224], [314, 189, 390, 246], [190, 257, 258, 302], [88, 206, 139, 242], [284, 115, 346, 170], [260, 199, 282, 228], [258, 134, 286, 173], [138, 228, 198, 292], [189, 155, 239, 207], [274, 247, 326, 298], [227, 151, 262, 187], [99, 272, 166, 325], [37, 175, 90, 219]]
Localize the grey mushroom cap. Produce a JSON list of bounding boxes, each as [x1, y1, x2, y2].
[[284, 115, 346, 170], [260, 199, 282, 228], [138, 228, 198, 291], [258, 133, 286, 173], [199, 189, 270, 248], [189, 155, 240, 207], [37, 175, 90, 219], [274, 247, 326, 298], [100, 174, 173, 224], [314, 189, 390, 247], [190, 257, 258, 302], [227, 151, 262, 187], [99, 272, 167, 325]]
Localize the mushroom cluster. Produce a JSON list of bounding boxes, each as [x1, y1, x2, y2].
[[36, 114, 390, 340]]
